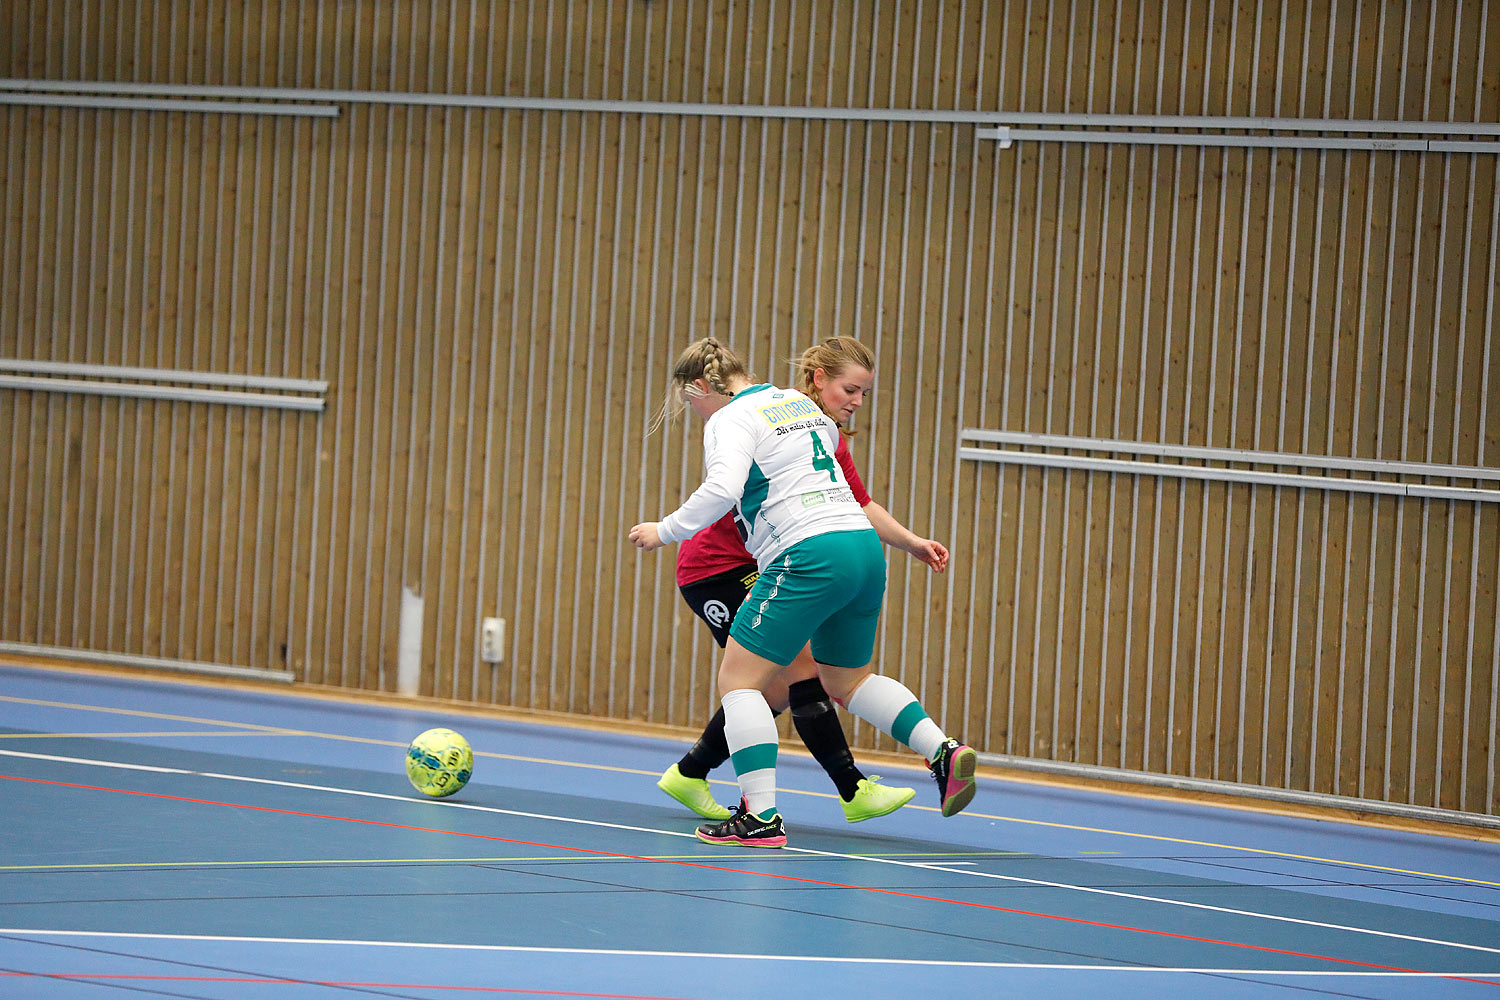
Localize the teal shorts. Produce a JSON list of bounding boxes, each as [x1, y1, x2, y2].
[[729, 528, 886, 668]]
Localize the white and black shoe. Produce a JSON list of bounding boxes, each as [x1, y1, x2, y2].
[[929, 739, 978, 817], [695, 798, 788, 848]]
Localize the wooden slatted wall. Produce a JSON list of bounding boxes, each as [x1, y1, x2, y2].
[[1, 1, 1496, 815]]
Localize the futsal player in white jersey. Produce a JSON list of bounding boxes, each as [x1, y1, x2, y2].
[[629, 337, 977, 848]]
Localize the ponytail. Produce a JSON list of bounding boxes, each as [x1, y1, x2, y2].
[[793, 337, 876, 436]]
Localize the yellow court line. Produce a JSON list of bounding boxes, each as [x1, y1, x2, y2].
[[0, 731, 296, 740], [943, 810, 1500, 887], [0, 696, 661, 777], [3, 693, 1495, 889], [0, 696, 296, 733], [0, 850, 1030, 872], [0, 695, 712, 780]]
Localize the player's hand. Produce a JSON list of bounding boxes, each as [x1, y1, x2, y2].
[[628, 522, 664, 551], [913, 538, 949, 573]]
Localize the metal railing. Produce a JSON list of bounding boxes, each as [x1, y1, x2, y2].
[[959, 429, 1500, 504], [0, 361, 328, 412]]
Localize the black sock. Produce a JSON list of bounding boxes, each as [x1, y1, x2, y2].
[[677, 707, 730, 780], [676, 705, 785, 780], [789, 678, 864, 801]]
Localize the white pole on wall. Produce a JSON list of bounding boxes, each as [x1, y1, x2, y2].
[[0, 375, 326, 411], [3, 79, 1497, 150], [0, 92, 339, 117], [397, 586, 424, 697], [0, 642, 294, 683], [978, 126, 1500, 154], [0, 359, 329, 393]]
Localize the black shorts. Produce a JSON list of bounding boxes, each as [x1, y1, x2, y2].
[[678, 562, 760, 649]]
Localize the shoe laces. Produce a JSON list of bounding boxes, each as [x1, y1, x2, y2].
[[928, 744, 952, 779]]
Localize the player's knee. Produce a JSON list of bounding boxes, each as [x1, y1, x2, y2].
[[815, 664, 869, 704], [787, 677, 832, 717]]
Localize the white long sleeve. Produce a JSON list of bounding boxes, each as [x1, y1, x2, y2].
[[656, 412, 754, 544], [654, 385, 870, 565]]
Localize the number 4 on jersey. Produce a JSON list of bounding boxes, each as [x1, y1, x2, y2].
[[808, 430, 836, 481]]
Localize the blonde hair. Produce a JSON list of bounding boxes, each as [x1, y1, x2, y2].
[[650, 337, 754, 433], [794, 337, 877, 436]]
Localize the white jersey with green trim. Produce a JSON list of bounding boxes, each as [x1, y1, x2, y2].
[[656, 384, 871, 567]]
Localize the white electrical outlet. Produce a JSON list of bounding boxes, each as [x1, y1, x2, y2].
[[480, 617, 505, 664]]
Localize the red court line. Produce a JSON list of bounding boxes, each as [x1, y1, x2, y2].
[[5, 773, 1496, 988], [0, 973, 701, 997]]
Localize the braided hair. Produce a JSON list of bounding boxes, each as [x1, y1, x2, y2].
[[699, 340, 735, 397], [650, 337, 754, 432]]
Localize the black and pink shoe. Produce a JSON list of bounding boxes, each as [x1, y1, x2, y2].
[[929, 740, 978, 816], [695, 798, 788, 848]]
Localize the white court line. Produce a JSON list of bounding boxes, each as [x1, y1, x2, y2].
[[1, 929, 1498, 978], [0, 749, 696, 840], [5, 690, 1495, 889], [4, 748, 1499, 960]]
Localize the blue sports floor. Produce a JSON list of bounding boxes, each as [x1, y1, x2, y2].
[[1, 661, 1498, 999]]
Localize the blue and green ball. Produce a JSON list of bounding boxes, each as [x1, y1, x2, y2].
[[405, 727, 473, 798]]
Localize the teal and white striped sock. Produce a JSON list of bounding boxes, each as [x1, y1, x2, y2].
[[846, 675, 946, 761], [721, 688, 779, 818]]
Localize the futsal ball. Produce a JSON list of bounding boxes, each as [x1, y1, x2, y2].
[[405, 727, 473, 798]]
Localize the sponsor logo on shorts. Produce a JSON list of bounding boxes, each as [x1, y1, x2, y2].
[[703, 600, 732, 628]]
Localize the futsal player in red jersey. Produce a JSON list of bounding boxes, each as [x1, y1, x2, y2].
[[657, 337, 950, 823]]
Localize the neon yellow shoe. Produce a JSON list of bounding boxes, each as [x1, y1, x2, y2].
[[657, 764, 731, 821], [841, 775, 916, 822]]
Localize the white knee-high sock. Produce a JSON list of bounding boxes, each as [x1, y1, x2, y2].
[[846, 675, 947, 761], [721, 688, 779, 817]]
